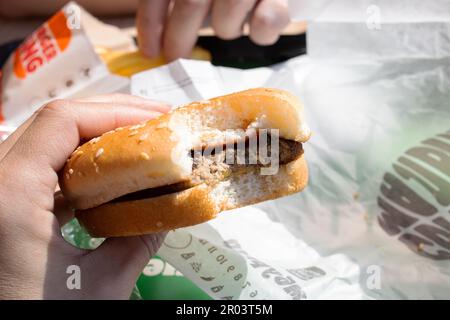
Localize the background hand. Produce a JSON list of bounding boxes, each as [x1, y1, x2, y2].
[[137, 0, 290, 61]]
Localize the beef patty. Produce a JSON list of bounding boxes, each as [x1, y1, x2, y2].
[[108, 137, 303, 204]]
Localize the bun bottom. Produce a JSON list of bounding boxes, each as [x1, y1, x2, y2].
[[76, 156, 308, 237]]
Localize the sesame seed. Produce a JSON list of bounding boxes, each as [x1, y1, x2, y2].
[[115, 127, 124, 132], [78, 172, 83, 177], [129, 131, 138, 137], [156, 221, 163, 228], [418, 243, 425, 252], [68, 169, 74, 175], [91, 137, 100, 144], [129, 124, 145, 131], [139, 133, 149, 142], [95, 148, 104, 159], [140, 152, 150, 160], [65, 173, 70, 180], [129, 125, 137, 130]]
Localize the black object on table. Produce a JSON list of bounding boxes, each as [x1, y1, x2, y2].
[[0, 39, 22, 68], [1, 33, 307, 70], [196, 33, 307, 69]]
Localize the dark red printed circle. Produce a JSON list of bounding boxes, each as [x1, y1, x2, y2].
[[377, 131, 450, 260]]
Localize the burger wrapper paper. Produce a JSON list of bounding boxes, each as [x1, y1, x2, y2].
[[129, 0, 450, 299]]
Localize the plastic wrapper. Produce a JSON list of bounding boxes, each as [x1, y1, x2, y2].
[[129, 1, 450, 299]]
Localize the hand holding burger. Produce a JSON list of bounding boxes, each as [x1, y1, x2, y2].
[[0, 88, 309, 299], [0, 94, 169, 299], [61, 88, 310, 237]]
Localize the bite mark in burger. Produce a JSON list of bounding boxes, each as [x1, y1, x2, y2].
[[59, 88, 310, 237]]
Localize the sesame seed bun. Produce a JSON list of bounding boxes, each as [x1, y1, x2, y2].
[[59, 88, 310, 237]]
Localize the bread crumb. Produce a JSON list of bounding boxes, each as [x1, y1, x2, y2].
[[353, 192, 360, 200], [418, 243, 425, 252]]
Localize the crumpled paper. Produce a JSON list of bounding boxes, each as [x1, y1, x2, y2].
[[131, 0, 450, 299]]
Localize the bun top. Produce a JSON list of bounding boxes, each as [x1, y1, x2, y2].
[[60, 88, 310, 210]]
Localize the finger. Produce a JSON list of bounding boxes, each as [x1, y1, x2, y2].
[[0, 96, 169, 162], [2, 102, 163, 214], [163, 0, 212, 61], [0, 114, 36, 161], [81, 233, 167, 299], [211, 0, 256, 40], [53, 191, 75, 227], [249, 0, 290, 46], [73, 93, 172, 113], [0, 102, 50, 160], [3, 101, 163, 182], [137, 0, 170, 58]]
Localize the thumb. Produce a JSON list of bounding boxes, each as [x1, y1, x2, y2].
[[80, 233, 166, 299]]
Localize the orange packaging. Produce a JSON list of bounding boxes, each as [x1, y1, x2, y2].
[[12, 11, 71, 80], [0, 1, 210, 137], [0, 2, 134, 127]]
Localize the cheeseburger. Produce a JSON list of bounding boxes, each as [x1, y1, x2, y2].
[[60, 88, 310, 237]]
